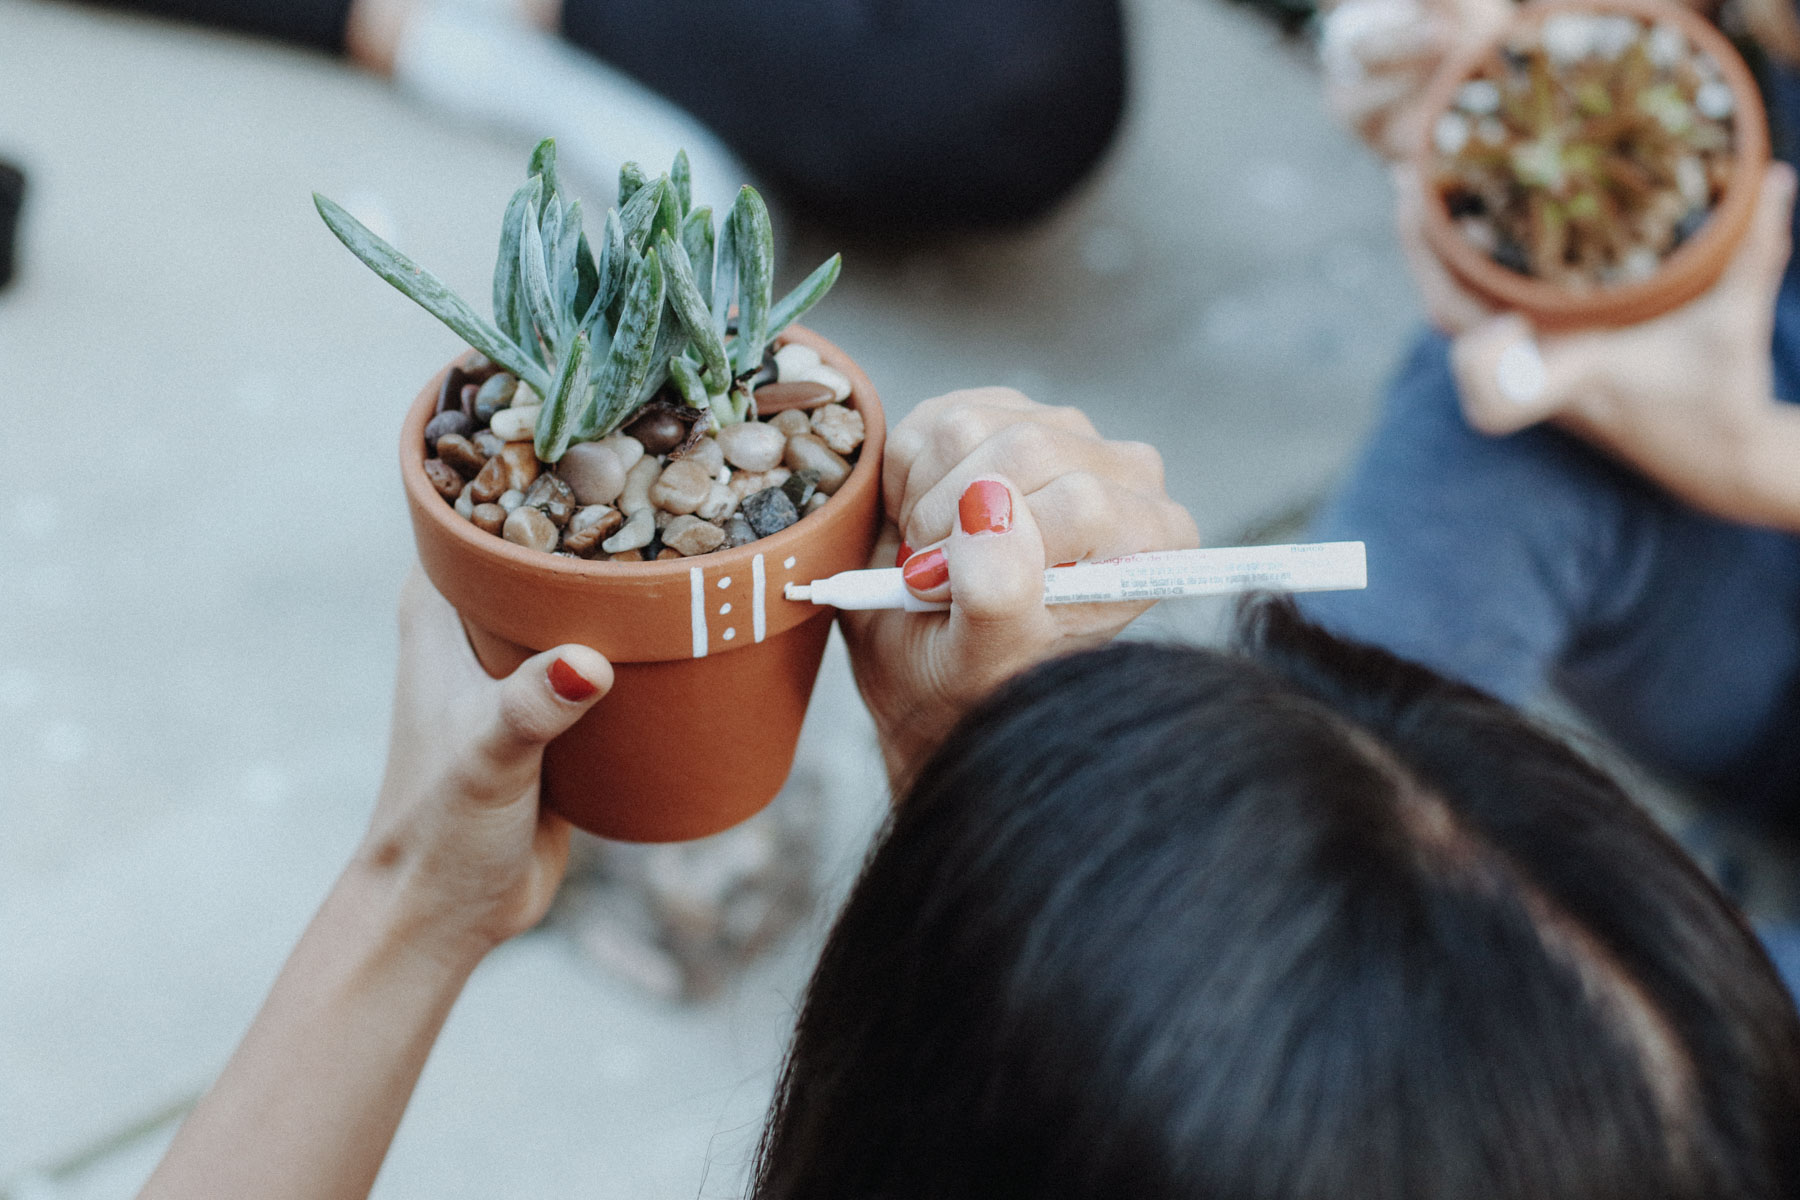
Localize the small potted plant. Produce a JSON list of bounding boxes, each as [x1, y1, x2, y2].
[[317, 141, 884, 842], [1416, 0, 1769, 329]]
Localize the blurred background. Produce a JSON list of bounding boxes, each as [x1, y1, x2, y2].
[[0, 0, 1419, 1194]]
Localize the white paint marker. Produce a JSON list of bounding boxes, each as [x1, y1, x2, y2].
[[785, 541, 1368, 612]]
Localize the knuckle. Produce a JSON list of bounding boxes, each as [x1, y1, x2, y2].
[[932, 412, 995, 464], [992, 419, 1058, 469], [1115, 440, 1166, 486]]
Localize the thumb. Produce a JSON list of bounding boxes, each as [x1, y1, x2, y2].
[[1712, 161, 1797, 305], [468, 644, 614, 799], [1451, 313, 1593, 435]]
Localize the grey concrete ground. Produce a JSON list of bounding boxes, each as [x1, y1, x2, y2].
[[0, 0, 1419, 1194]]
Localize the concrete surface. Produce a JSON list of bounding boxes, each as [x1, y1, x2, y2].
[[0, 0, 1418, 1194]]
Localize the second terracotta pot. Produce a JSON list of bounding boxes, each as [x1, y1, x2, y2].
[[402, 326, 885, 842]]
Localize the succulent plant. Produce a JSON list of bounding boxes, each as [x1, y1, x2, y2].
[[316, 140, 841, 462]]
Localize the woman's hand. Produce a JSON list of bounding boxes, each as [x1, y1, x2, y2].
[[1318, 0, 1509, 160], [1429, 163, 1800, 531], [362, 569, 614, 963], [842, 389, 1198, 787]]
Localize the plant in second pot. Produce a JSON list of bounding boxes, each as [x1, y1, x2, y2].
[[1418, 0, 1769, 328], [315, 140, 886, 841]]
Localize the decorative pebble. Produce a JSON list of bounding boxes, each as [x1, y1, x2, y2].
[[698, 484, 738, 522], [803, 493, 828, 516], [473, 429, 506, 458], [558, 443, 627, 505], [729, 467, 789, 499], [524, 474, 576, 526], [656, 548, 683, 560], [455, 481, 476, 520], [625, 408, 686, 455], [436, 433, 488, 478], [717, 421, 787, 472], [1433, 112, 1470, 157], [773, 342, 822, 380], [490, 405, 542, 442], [725, 517, 757, 547], [460, 383, 480, 416], [455, 350, 499, 381], [1455, 79, 1501, 117], [674, 437, 724, 473], [654, 507, 675, 530], [425, 458, 464, 501], [809, 365, 853, 402], [754, 382, 835, 415], [770, 409, 812, 438], [562, 517, 616, 556], [498, 488, 526, 513], [650, 459, 714, 515], [475, 372, 517, 410], [597, 433, 645, 473], [436, 366, 469, 416], [781, 469, 818, 511], [603, 506, 655, 553], [810, 404, 865, 455], [1695, 80, 1734, 121], [471, 503, 508, 535], [503, 506, 558, 552], [569, 504, 623, 537], [498, 442, 540, 492], [611, 549, 646, 562], [663, 514, 727, 556], [741, 487, 800, 538], [471, 455, 508, 504], [784, 433, 852, 494], [619, 456, 660, 514], [426, 409, 474, 452]]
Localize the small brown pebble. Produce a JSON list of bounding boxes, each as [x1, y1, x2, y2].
[[426, 409, 474, 452], [754, 381, 835, 414], [502, 506, 558, 552], [424, 458, 464, 501], [656, 548, 682, 560], [650, 459, 714, 515], [557, 442, 626, 506], [569, 504, 624, 538], [473, 429, 506, 459], [610, 549, 646, 562], [524, 474, 576, 527], [471, 455, 508, 505], [471, 503, 508, 536], [663, 514, 728, 556], [625, 408, 686, 455], [499, 442, 540, 492], [810, 404, 865, 455], [436, 433, 488, 478], [460, 383, 480, 417], [770, 409, 811, 438], [455, 349, 499, 381], [561, 519, 615, 556], [455, 481, 476, 520], [784, 433, 852, 494]]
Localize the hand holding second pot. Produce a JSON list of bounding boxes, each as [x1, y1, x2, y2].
[[844, 389, 1199, 787], [362, 569, 614, 963]]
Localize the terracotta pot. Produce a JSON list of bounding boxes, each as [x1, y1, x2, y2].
[[402, 326, 885, 842], [1416, 0, 1770, 331]]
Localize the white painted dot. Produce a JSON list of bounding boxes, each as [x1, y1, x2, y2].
[[719, 602, 732, 615], [40, 722, 89, 765], [723, 627, 737, 641], [717, 577, 732, 589], [783, 557, 797, 570]]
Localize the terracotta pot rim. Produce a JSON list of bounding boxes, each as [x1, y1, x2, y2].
[[1415, 0, 1771, 325], [400, 325, 885, 588]]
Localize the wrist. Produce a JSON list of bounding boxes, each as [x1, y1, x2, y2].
[[335, 852, 496, 979]]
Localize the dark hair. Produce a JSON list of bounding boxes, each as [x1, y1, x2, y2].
[[753, 600, 1800, 1199]]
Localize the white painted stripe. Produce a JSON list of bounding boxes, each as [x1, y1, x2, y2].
[[752, 554, 767, 643], [689, 567, 708, 658]]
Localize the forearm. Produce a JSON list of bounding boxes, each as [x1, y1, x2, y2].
[[1739, 404, 1800, 532], [139, 864, 481, 1200]]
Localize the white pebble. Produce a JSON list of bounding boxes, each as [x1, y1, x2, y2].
[[1696, 81, 1734, 121], [597, 433, 645, 472], [809, 364, 853, 402], [1542, 14, 1598, 64], [618, 456, 660, 515], [1647, 23, 1686, 69], [698, 483, 739, 522], [514, 381, 540, 408], [602, 506, 655, 553], [455, 481, 476, 520], [1620, 247, 1661, 281], [490, 405, 541, 442], [774, 343, 823, 381], [497, 488, 525, 513], [1591, 15, 1639, 60], [1434, 112, 1471, 157], [1676, 155, 1708, 208], [1456, 79, 1501, 117]]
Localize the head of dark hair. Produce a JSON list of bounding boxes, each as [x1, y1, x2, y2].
[[753, 600, 1800, 1200]]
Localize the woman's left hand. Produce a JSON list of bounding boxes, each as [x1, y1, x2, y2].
[[1403, 161, 1800, 529]]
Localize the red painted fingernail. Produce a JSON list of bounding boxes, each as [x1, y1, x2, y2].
[[548, 658, 599, 702], [959, 480, 1012, 535], [901, 547, 949, 592], [895, 540, 913, 568]]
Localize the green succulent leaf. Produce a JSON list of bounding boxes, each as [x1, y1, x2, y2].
[[680, 206, 715, 307], [574, 230, 600, 327], [535, 330, 592, 463], [671, 149, 692, 216], [314, 192, 548, 394], [582, 248, 666, 439], [493, 177, 544, 363], [631, 297, 687, 410], [658, 233, 732, 392], [619, 177, 667, 257], [729, 186, 775, 375], [667, 354, 710, 411], [651, 181, 684, 253], [768, 254, 842, 342], [590, 209, 625, 332], [711, 211, 738, 342], [528, 139, 562, 203], [618, 161, 648, 208], [520, 201, 561, 356], [550, 199, 583, 320]]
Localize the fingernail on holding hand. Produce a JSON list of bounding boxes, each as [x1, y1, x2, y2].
[[895, 540, 913, 568], [958, 480, 1013, 535], [902, 547, 950, 592], [548, 657, 599, 702]]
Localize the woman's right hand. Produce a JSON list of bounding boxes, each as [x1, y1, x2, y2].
[[1318, 0, 1509, 160]]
